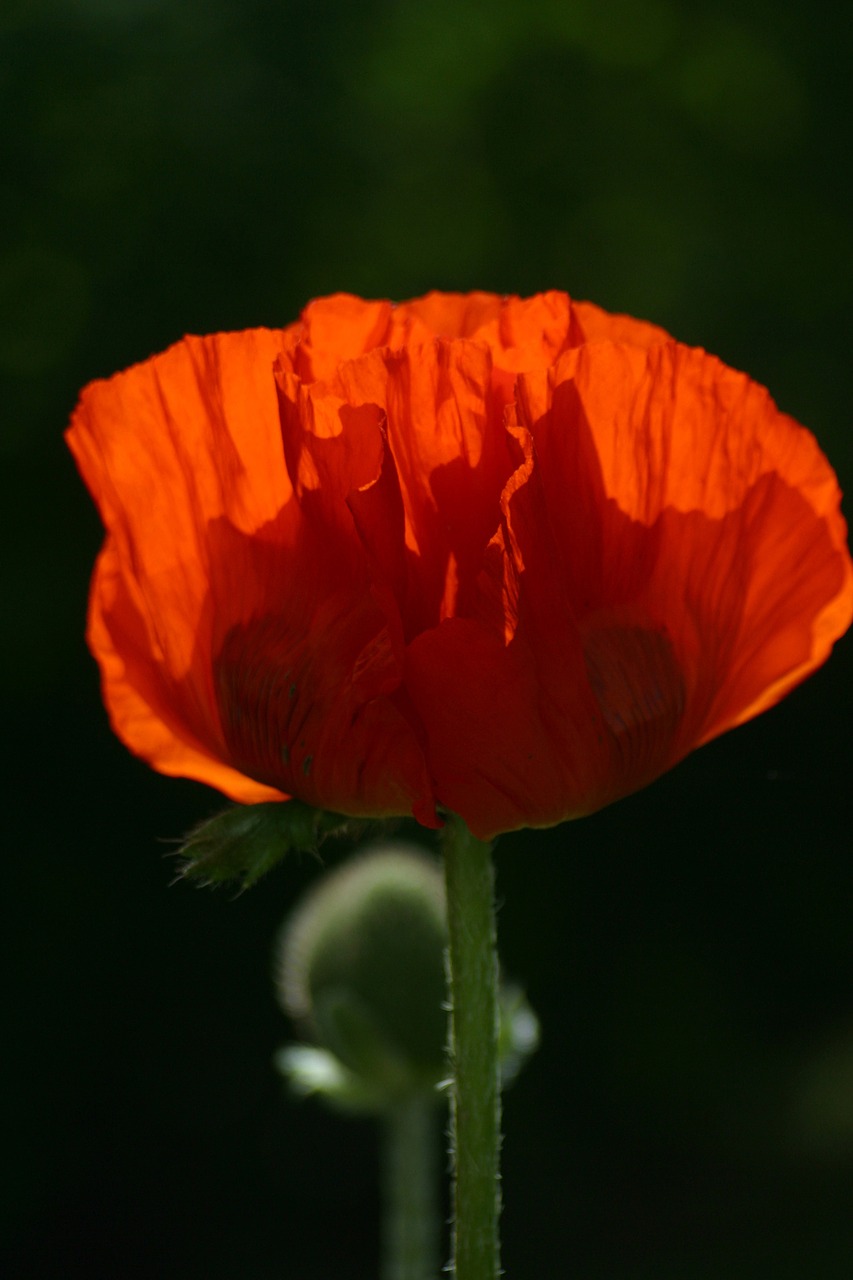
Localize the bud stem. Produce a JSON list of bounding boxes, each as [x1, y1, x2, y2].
[[442, 815, 501, 1280], [381, 1096, 441, 1280]]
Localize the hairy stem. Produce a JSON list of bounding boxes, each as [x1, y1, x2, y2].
[[442, 815, 501, 1280]]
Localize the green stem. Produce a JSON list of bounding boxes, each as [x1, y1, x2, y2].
[[442, 815, 501, 1280], [381, 1095, 441, 1280]]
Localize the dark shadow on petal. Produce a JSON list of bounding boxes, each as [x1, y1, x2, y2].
[[582, 621, 686, 796], [203, 511, 435, 824]]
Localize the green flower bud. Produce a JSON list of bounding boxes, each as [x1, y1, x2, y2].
[[274, 842, 540, 1113], [275, 845, 449, 1109]]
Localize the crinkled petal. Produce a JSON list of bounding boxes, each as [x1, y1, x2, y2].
[[69, 328, 436, 823], [526, 340, 846, 526], [283, 289, 587, 383], [517, 340, 853, 756], [406, 427, 621, 839], [276, 366, 386, 552], [573, 299, 672, 348], [391, 290, 505, 341], [89, 539, 283, 802], [67, 329, 291, 684], [211, 519, 436, 824], [389, 291, 585, 390], [309, 339, 516, 633], [284, 294, 396, 383], [346, 427, 409, 608], [408, 336, 852, 838]]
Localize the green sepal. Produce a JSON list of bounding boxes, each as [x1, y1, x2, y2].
[[274, 1044, 394, 1114], [498, 983, 540, 1087], [175, 800, 353, 889]]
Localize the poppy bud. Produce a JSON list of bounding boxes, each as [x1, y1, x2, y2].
[[274, 844, 538, 1111], [275, 845, 448, 1110]]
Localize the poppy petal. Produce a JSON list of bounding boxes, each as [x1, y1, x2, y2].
[[67, 328, 291, 683], [285, 294, 395, 383], [211, 548, 436, 823], [406, 427, 617, 838], [407, 334, 852, 838], [70, 327, 436, 823], [316, 339, 516, 633], [518, 339, 853, 760], [90, 539, 283, 802], [573, 299, 672, 348]]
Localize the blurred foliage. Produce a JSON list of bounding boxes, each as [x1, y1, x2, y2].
[[3, 0, 853, 1277]]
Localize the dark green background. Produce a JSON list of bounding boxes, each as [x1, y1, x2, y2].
[[4, 1, 853, 1275]]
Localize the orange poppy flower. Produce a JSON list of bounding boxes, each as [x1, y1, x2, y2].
[[67, 292, 853, 840]]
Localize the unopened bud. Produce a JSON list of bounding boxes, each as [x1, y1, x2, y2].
[[275, 845, 448, 1109], [274, 842, 539, 1112]]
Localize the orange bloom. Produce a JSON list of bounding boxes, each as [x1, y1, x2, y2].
[[67, 292, 853, 840]]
